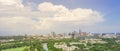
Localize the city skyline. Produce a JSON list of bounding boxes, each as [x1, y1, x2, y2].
[[0, 0, 120, 36]]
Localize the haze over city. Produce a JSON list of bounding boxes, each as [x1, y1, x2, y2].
[[0, 0, 120, 36]]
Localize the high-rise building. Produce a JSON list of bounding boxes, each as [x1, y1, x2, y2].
[[115, 32, 117, 36], [81, 32, 87, 36], [71, 31, 79, 39], [79, 29, 81, 34], [71, 32, 75, 39], [99, 32, 103, 37], [50, 32, 56, 39], [25, 34, 27, 38]]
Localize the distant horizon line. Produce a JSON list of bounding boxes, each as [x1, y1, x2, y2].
[[0, 32, 120, 36]]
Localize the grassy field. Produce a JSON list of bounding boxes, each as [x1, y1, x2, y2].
[[2, 46, 28, 51]]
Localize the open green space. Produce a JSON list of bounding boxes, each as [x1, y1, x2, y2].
[[2, 46, 28, 51]]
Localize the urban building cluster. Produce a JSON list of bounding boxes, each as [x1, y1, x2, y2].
[[26, 29, 119, 40], [0, 29, 120, 43]]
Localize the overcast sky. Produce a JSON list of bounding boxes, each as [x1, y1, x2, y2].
[[0, 0, 120, 36]]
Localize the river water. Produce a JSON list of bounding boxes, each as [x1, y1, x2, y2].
[[42, 43, 49, 51]]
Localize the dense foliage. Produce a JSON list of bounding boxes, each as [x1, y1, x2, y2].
[[1, 38, 120, 51]]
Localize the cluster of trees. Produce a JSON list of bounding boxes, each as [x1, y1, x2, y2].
[[0, 42, 1, 51], [0, 38, 81, 51], [1, 37, 120, 51], [73, 38, 120, 51], [0, 36, 25, 40], [23, 47, 29, 51], [47, 40, 63, 51], [73, 44, 86, 51], [45, 38, 80, 51], [0, 40, 30, 50], [0, 36, 26, 51], [45, 38, 120, 51], [88, 43, 120, 51], [29, 39, 45, 51]]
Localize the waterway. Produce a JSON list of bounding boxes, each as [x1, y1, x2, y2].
[[42, 43, 49, 51]]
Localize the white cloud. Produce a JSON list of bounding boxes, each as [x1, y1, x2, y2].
[[0, 17, 36, 31], [0, 1, 104, 35], [0, 0, 24, 8], [37, 2, 104, 30]]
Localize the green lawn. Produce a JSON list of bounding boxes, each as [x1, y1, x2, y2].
[[2, 46, 28, 51]]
